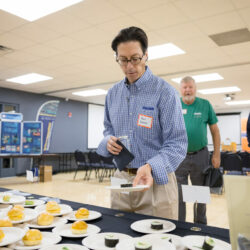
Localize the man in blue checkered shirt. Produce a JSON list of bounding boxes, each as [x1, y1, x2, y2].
[[97, 26, 187, 219]]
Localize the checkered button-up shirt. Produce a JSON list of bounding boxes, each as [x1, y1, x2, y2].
[[97, 67, 187, 184]]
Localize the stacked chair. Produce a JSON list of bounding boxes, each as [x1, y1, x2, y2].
[[74, 150, 91, 180]]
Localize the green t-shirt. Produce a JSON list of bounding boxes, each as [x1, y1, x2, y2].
[[181, 97, 218, 152]]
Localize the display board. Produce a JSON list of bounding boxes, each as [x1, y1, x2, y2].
[[0, 121, 21, 154], [88, 104, 105, 149], [36, 100, 59, 153], [208, 113, 241, 145], [22, 122, 42, 155]]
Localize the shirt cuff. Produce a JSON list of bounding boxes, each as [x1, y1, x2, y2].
[[146, 157, 170, 185], [97, 135, 112, 157]]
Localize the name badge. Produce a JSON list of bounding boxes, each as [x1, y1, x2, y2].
[[182, 109, 187, 114], [137, 114, 153, 128]]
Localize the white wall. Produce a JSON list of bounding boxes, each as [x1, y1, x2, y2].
[[88, 104, 105, 149], [207, 107, 250, 151]]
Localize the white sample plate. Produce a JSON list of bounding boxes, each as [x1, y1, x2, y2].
[[182, 235, 231, 250], [116, 237, 176, 250], [52, 223, 101, 238], [66, 210, 102, 222], [0, 204, 12, 212], [0, 195, 25, 204], [40, 244, 89, 250], [23, 199, 45, 208], [4, 208, 38, 224], [141, 233, 182, 247], [9, 232, 62, 250], [106, 185, 149, 192], [82, 232, 132, 250], [131, 219, 176, 234], [26, 216, 67, 229], [0, 227, 25, 247], [35, 204, 73, 216]]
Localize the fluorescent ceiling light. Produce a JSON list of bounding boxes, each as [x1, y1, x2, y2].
[[198, 86, 241, 95], [73, 89, 107, 97], [0, 0, 83, 21], [225, 100, 250, 106], [6, 73, 52, 84], [148, 43, 185, 60], [172, 73, 224, 84]]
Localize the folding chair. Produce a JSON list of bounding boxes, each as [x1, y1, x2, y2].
[[74, 150, 91, 180], [222, 153, 242, 175], [88, 151, 104, 181], [98, 156, 116, 182]]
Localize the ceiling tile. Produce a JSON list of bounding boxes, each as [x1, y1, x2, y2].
[[174, 0, 235, 20], [44, 36, 85, 52], [195, 11, 246, 35], [97, 16, 148, 40], [0, 10, 27, 31], [10, 23, 61, 43], [108, 0, 169, 14], [175, 34, 217, 53], [191, 48, 233, 67], [0, 32, 35, 50], [156, 23, 204, 43], [35, 11, 91, 35], [230, 0, 250, 9], [238, 8, 250, 28], [22, 44, 62, 58], [3, 50, 41, 64], [70, 27, 110, 46], [64, 0, 126, 25], [132, 3, 188, 30]]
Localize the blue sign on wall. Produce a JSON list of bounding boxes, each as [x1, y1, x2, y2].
[[22, 122, 42, 155], [36, 100, 59, 153], [0, 112, 23, 121], [0, 121, 21, 154]]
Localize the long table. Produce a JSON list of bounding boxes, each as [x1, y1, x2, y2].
[[0, 187, 230, 247]]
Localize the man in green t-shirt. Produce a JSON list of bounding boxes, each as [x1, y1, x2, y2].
[[175, 76, 221, 225]]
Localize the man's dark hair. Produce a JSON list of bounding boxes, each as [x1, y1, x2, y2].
[[111, 26, 148, 55]]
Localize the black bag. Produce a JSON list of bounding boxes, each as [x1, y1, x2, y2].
[[112, 140, 134, 171], [203, 166, 223, 188]]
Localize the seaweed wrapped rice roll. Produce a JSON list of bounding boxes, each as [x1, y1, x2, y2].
[[151, 221, 163, 230], [120, 183, 133, 188], [202, 236, 215, 250], [104, 234, 119, 247], [135, 241, 152, 250]]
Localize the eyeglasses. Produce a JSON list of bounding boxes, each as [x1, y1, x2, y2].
[[116, 55, 144, 66]]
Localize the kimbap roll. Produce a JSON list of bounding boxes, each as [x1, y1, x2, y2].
[[151, 221, 163, 230], [104, 234, 119, 247], [134, 241, 152, 250], [120, 183, 133, 188], [161, 236, 172, 243], [202, 236, 215, 250]]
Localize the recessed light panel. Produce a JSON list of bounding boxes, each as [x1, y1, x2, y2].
[[172, 73, 224, 84], [198, 86, 241, 95], [6, 73, 53, 84], [148, 43, 185, 60], [73, 89, 107, 97], [225, 100, 250, 106], [0, 0, 83, 21]]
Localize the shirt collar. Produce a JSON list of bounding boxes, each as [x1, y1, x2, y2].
[[124, 66, 152, 90]]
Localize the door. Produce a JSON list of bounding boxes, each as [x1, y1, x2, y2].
[[0, 157, 16, 177]]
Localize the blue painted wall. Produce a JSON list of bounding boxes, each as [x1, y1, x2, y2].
[[0, 87, 88, 175]]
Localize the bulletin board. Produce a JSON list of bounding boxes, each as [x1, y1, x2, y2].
[[22, 122, 43, 155], [0, 121, 21, 154]]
